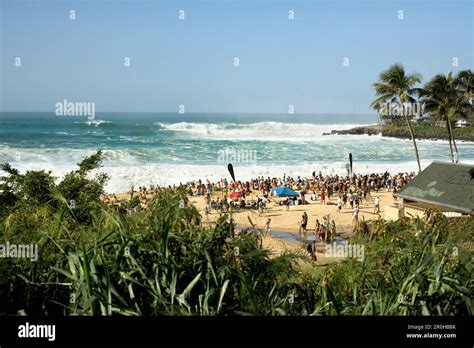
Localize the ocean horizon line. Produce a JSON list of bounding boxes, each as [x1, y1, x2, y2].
[[0, 111, 378, 117]]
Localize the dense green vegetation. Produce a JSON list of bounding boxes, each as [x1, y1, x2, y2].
[[383, 124, 474, 141], [0, 152, 472, 315]]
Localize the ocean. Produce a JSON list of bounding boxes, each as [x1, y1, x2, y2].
[[1, 112, 473, 193]]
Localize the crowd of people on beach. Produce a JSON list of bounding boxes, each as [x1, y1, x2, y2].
[[103, 171, 415, 235], [189, 171, 415, 216], [97, 170, 416, 262]]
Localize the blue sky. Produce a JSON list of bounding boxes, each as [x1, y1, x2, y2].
[[0, 0, 472, 114]]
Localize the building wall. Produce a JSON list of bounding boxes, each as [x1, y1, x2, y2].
[[403, 205, 426, 218], [401, 201, 464, 218]]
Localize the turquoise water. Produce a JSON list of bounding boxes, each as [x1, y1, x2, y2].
[[1, 112, 473, 192]]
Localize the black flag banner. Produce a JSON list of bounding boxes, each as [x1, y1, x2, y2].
[[228, 163, 236, 182], [349, 153, 353, 177]]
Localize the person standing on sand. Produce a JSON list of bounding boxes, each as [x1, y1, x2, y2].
[[258, 198, 264, 215], [264, 218, 271, 236], [337, 196, 342, 213], [317, 222, 325, 243], [320, 189, 326, 205], [299, 212, 308, 241], [322, 215, 330, 242], [300, 190, 306, 205], [325, 219, 333, 243], [314, 219, 320, 239], [374, 196, 380, 214], [204, 194, 211, 215], [353, 206, 359, 224], [386, 177, 392, 192], [330, 220, 336, 242]]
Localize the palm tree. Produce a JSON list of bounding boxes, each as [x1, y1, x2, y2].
[[371, 64, 422, 172], [419, 71, 472, 163], [457, 69, 474, 107]]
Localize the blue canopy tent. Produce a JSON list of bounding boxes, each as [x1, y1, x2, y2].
[[272, 186, 298, 197]]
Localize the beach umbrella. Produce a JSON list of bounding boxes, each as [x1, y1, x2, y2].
[[272, 186, 298, 197], [228, 163, 236, 182], [228, 191, 241, 201]]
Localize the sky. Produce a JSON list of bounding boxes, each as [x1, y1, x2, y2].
[[0, 0, 472, 114]]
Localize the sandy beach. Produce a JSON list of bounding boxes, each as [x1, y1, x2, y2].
[[193, 188, 397, 259], [189, 189, 396, 233], [115, 185, 398, 261]]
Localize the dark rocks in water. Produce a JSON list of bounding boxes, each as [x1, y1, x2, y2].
[[324, 124, 474, 141], [325, 125, 383, 136]]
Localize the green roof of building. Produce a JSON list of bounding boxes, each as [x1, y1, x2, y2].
[[394, 161, 474, 214]]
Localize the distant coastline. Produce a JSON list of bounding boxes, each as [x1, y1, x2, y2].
[[325, 124, 474, 142]]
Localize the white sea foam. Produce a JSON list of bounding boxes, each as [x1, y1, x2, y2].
[[7, 157, 472, 194], [156, 122, 372, 141], [2, 139, 473, 193], [96, 160, 454, 193], [74, 119, 112, 127], [54, 131, 77, 136]]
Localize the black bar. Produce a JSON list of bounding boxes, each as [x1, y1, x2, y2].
[[0, 316, 471, 346]]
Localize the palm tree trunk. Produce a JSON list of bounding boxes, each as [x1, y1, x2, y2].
[[452, 135, 459, 163], [404, 115, 422, 173], [446, 119, 459, 163], [445, 118, 455, 162]]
